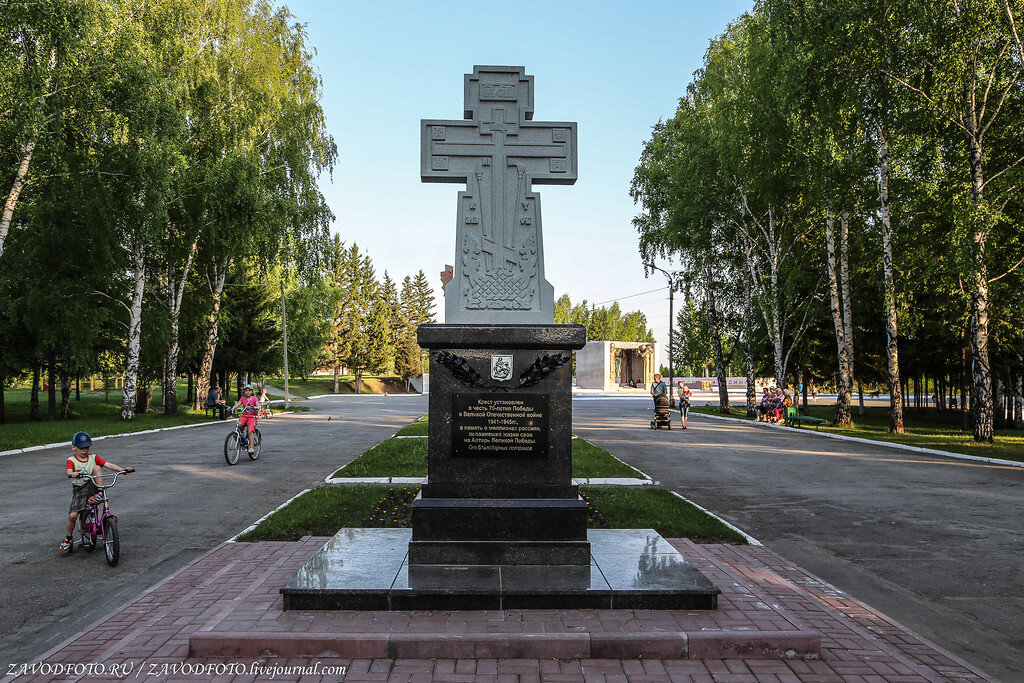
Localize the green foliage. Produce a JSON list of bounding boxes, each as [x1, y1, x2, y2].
[[554, 295, 655, 343]]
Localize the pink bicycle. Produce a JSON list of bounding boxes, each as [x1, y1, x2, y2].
[[73, 470, 133, 566]]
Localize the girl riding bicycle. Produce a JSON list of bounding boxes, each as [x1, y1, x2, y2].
[[62, 432, 133, 553], [232, 385, 260, 455]]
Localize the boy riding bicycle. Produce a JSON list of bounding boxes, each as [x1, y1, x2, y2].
[[62, 431, 133, 553], [232, 384, 260, 455]]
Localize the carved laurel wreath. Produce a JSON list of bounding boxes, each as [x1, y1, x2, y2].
[[431, 351, 570, 391]]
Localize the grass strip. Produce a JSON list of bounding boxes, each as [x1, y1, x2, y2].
[[394, 421, 429, 436], [581, 487, 746, 543], [690, 404, 1024, 463], [334, 438, 428, 477], [332, 430, 644, 479], [0, 391, 212, 452], [238, 485, 745, 544], [571, 439, 644, 478], [235, 485, 412, 541]]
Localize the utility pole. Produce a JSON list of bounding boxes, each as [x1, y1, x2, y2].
[[646, 263, 678, 408], [280, 281, 290, 408]]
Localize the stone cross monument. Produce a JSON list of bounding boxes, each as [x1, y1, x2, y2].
[[279, 66, 719, 611], [421, 65, 577, 324]]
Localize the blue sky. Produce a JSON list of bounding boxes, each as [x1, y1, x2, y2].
[[285, 0, 753, 358]]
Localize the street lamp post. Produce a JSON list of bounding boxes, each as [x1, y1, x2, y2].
[[645, 263, 679, 408]]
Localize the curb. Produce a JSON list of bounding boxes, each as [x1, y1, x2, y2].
[[227, 488, 312, 542], [188, 629, 820, 660], [0, 404, 308, 459], [321, 476, 654, 487], [669, 490, 762, 546], [324, 476, 426, 486], [0, 419, 225, 458], [692, 411, 1024, 469]]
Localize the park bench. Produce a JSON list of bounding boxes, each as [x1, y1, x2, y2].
[[784, 407, 827, 429]]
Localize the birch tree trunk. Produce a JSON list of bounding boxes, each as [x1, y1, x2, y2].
[[966, 122, 993, 441], [194, 260, 228, 411], [30, 365, 41, 422], [0, 138, 36, 259], [705, 262, 731, 414], [839, 210, 855, 402], [743, 245, 757, 416], [121, 242, 146, 420], [1013, 361, 1023, 429], [825, 209, 853, 426], [60, 371, 71, 419], [878, 126, 904, 433], [47, 358, 56, 419], [162, 234, 199, 416]]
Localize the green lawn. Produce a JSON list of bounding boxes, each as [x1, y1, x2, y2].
[[691, 404, 1024, 463], [0, 384, 307, 451], [0, 386, 211, 451], [332, 426, 644, 479], [581, 487, 746, 543], [394, 420, 429, 436], [237, 484, 745, 543], [235, 485, 409, 541], [571, 438, 644, 478], [333, 438, 429, 477], [265, 375, 412, 397]]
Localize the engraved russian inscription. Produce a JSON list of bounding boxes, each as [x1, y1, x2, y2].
[[452, 393, 548, 458]]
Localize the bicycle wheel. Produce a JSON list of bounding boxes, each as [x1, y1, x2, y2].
[[103, 517, 119, 566], [249, 429, 261, 460], [79, 512, 96, 552], [224, 432, 240, 465], [263, 409, 273, 419]]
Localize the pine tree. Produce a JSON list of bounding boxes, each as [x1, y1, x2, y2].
[[410, 270, 436, 327], [380, 272, 401, 374]]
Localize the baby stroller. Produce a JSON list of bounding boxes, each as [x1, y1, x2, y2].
[[651, 394, 672, 429]]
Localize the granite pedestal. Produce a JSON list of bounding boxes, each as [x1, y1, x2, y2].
[[281, 528, 720, 610], [409, 324, 589, 566]]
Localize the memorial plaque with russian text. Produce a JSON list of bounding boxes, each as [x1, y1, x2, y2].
[[452, 393, 548, 458]]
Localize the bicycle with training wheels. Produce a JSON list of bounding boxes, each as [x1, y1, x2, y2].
[[72, 470, 133, 567], [225, 405, 261, 465], [256, 403, 273, 419]]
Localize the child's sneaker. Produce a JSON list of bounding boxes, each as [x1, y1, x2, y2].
[[59, 538, 73, 553], [87, 494, 103, 505]]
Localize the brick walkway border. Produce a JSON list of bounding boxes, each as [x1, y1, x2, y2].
[[10, 537, 993, 682]]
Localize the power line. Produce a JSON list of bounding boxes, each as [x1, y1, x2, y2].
[[591, 287, 665, 307]]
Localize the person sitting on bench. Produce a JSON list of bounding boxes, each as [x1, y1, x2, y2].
[[206, 385, 227, 419]]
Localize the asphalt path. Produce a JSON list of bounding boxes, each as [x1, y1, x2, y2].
[[571, 396, 1023, 679], [0, 394, 426, 669]]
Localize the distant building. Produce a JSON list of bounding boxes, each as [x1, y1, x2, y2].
[[575, 341, 656, 391]]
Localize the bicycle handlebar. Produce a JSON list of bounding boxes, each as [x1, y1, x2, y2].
[[69, 470, 134, 488]]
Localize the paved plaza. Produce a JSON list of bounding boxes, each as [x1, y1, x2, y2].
[[12, 534, 986, 682], [1, 395, 1019, 680]]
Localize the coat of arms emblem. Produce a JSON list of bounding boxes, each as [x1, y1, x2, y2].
[[490, 355, 513, 381]]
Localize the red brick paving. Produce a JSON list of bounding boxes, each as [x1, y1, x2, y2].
[[7, 538, 991, 682]]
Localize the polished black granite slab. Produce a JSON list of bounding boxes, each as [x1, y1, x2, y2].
[[281, 528, 720, 611]]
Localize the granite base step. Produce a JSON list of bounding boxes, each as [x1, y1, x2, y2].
[[189, 629, 821, 660], [280, 528, 721, 611]]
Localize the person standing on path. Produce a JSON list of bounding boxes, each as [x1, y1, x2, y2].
[[650, 374, 667, 399], [677, 381, 692, 429]]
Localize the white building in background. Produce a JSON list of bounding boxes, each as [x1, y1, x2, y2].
[[574, 341, 658, 391]]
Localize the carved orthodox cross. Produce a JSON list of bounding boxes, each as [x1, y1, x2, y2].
[[421, 66, 578, 323]]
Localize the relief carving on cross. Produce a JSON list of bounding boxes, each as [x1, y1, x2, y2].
[[421, 66, 578, 324]]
